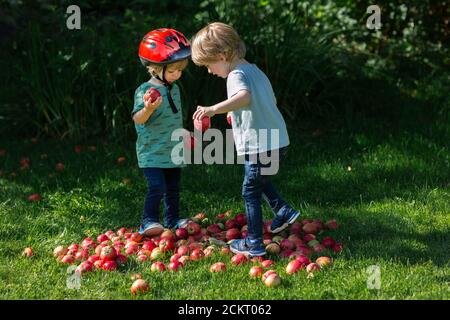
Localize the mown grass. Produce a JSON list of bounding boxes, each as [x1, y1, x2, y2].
[[0, 112, 449, 300]]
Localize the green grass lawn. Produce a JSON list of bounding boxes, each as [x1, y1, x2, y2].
[[0, 113, 449, 300]]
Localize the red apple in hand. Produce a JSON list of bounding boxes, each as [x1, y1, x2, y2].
[[194, 116, 211, 133], [144, 88, 161, 103]]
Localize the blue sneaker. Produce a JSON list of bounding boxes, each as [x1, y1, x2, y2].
[[172, 218, 191, 230], [269, 208, 300, 234], [138, 222, 164, 237], [229, 238, 266, 257]]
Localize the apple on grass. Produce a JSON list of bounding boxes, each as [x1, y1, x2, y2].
[[131, 279, 150, 295], [210, 262, 227, 273]]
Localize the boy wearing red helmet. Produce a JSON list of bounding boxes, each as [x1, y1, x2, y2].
[[191, 23, 300, 257], [132, 28, 191, 237]]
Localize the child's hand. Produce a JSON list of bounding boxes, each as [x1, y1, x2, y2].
[[143, 94, 162, 111], [193, 106, 215, 120]]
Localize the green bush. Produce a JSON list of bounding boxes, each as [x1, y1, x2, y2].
[[0, 0, 448, 139]]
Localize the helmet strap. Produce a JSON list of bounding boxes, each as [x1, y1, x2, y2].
[[155, 65, 178, 114]]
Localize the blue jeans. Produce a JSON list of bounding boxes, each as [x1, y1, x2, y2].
[[142, 167, 181, 229], [242, 147, 290, 241]]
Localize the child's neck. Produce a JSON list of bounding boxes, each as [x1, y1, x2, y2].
[[229, 58, 249, 71], [149, 76, 170, 86]]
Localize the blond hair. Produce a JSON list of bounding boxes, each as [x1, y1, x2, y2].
[[146, 59, 189, 78], [191, 22, 246, 66]]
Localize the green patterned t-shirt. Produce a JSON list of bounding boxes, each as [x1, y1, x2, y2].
[[132, 81, 186, 168]]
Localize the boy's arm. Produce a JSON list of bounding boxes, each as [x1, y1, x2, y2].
[[192, 90, 250, 120], [132, 96, 163, 124]]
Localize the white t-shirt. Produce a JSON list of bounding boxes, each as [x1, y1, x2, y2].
[[227, 63, 290, 156]]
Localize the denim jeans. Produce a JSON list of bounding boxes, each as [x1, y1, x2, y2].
[[142, 167, 181, 229], [242, 147, 290, 241]]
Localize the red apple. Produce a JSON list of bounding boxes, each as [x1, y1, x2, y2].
[[302, 223, 319, 234], [61, 255, 75, 264], [306, 263, 321, 273], [116, 254, 127, 265], [88, 255, 100, 264], [75, 261, 93, 274], [130, 273, 142, 281], [261, 260, 274, 268], [210, 262, 227, 273], [146, 88, 161, 103], [97, 234, 109, 243], [303, 234, 316, 242], [316, 256, 332, 268], [289, 222, 302, 235], [102, 260, 117, 271], [151, 261, 166, 272], [265, 243, 281, 255], [130, 279, 149, 295], [150, 248, 163, 260], [321, 237, 336, 248], [28, 194, 42, 202], [204, 246, 216, 257], [177, 245, 190, 256], [190, 248, 205, 261], [186, 222, 201, 235], [325, 219, 338, 230], [280, 239, 295, 251], [262, 269, 277, 282], [22, 247, 33, 257], [159, 238, 175, 253], [142, 241, 156, 252], [235, 213, 247, 227], [53, 246, 67, 258], [168, 261, 182, 272], [226, 228, 241, 241], [286, 259, 303, 274], [170, 253, 182, 264], [100, 246, 117, 261], [55, 162, 65, 172], [225, 219, 238, 230], [313, 244, 326, 254], [220, 247, 231, 256], [332, 243, 343, 253], [175, 228, 188, 240], [249, 266, 263, 278], [295, 255, 311, 266], [207, 224, 222, 235], [194, 116, 211, 133], [231, 253, 248, 266], [264, 273, 282, 287], [227, 113, 232, 126], [178, 255, 190, 266], [160, 229, 175, 241]]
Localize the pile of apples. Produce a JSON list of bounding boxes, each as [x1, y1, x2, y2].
[[51, 211, 343, 293]]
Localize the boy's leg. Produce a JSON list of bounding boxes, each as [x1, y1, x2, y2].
[[140, 168, 165, 236], [260, 147, 300, 233], [261, 181, 288, 216], [162, 168, 184, 229], [229, 158, 266, 257]]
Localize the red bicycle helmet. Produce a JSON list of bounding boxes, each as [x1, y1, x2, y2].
[[138, 28, 191, 66]]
